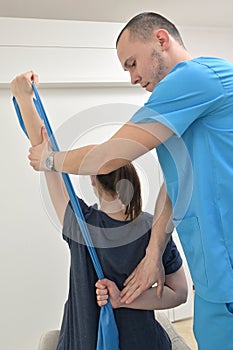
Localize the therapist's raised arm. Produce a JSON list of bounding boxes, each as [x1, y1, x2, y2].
[[11, 72, 173, 175], [29, 117, 173, 175]]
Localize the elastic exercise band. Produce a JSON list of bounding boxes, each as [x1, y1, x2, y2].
[[13, 83, 119, 350]]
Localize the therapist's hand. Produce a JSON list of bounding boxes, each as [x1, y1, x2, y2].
[[120, 252, 165, 304], [28, 126, 51, 171], [10, 71, 39, 100]]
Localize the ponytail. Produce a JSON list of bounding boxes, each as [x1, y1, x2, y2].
[[96, 164, 142, 220]]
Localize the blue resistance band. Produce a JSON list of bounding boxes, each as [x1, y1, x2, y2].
[[12, 83, 120, 350]]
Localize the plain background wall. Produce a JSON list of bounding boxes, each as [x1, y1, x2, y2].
[[1, 18, 233, 350]]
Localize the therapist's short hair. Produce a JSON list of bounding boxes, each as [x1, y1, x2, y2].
[[116, 12, 185, 48]]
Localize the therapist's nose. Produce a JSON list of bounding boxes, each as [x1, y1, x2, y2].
[[129, 69, 141, 85]]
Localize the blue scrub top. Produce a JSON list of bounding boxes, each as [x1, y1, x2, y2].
[[131, 57, 233, 303]]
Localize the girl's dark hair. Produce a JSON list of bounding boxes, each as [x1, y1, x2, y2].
[[96, 163, 142, 221], [116, 12, 185, 48]]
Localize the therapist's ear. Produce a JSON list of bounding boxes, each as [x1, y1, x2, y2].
[[154, 29, 171, 51]]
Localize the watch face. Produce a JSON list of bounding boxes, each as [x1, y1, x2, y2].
[[46, 155, 53, 170]]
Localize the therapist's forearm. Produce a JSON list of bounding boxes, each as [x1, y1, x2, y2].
[[53, 144, 131, 175], [52, 122, 169, 175]]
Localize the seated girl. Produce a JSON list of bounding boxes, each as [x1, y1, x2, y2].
[[11, 73, 188, 350]]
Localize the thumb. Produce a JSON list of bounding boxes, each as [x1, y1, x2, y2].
[[41, 125, 52, 152], [156, 279, 164, 299], [95, 279, 107, 289], [100, 278, 111, 287], [41, 125, 49, 143]]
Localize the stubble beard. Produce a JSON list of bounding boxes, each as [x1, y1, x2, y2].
[[151, 49, 168, 85]]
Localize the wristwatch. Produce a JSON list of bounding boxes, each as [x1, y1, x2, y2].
[[45, 151, 57, 171]]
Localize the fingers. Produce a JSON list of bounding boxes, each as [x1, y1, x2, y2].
[[31, 71, 39, 87], [120, 277, 151, 304], [120, 284, 144, 304], [120, 262, 153, 303], [95, 280, 109, 307], [96, 292, 108, 307], [10, 71, 39, 97], [27, 126, 52, 171], [120, 274, 137, 300], [19, 70, 39, 91], [28, 147, 38, 170], [20, 70, 39, 85], [122, 263, 140, 288], [120, 265, 143, 302], [95, 279, 108, 289], [123, 272, 135, 287], [27, 142, 46, 172], [96, 288, 108, 297], [28, 155, 40, 171]]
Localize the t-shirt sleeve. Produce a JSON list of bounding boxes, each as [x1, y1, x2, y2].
[[130, 60, 223, 137], [162, 236, 183, 275], [62, 197, 92, 245]]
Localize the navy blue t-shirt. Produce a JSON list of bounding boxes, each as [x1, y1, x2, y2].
[[57, 198, 182, 350]]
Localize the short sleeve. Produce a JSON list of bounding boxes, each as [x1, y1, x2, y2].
[[162, 237, 182, 275], [130, 60, 224, 137], [62, 197, 92, 245]]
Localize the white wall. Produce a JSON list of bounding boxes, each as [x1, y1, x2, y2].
[[1, 17, 233, 350], [1, 85, 155, 350]]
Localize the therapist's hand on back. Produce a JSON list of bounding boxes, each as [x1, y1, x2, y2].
[[120, 251, 165, 304]]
